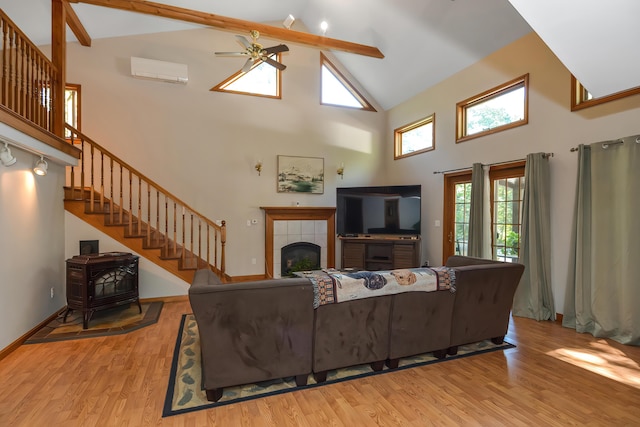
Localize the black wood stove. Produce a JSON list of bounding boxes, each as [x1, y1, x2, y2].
[[64, 252, 140, 329]]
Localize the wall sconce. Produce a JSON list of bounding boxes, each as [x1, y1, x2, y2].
[[337, 162, 344, 179], [33, 155, 48, 176], [255, 160, 263, 176], [0, 142, 17, 166]]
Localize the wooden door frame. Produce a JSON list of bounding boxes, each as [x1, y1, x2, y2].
[[442, 170, 472, 265]]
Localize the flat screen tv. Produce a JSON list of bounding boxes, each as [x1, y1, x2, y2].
[[336, 185, 421, 237]]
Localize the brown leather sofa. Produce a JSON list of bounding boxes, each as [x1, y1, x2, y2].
[[189, 256, 524, 401]]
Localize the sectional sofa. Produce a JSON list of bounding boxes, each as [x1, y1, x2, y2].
[[188, 256, 525, 401]]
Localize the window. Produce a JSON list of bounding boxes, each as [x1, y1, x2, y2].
[[64, 83, 81, 139], [320, 53, 375, 111], [571, 75, 640, 111], [394, 114, 435, 159], [211, 54, 282, 98], [456, 74, 528, 143], [490, 162, 525, 262]]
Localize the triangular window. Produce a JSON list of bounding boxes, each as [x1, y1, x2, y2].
[[211, 53, 281, 99], [320, 53, 375, 111]]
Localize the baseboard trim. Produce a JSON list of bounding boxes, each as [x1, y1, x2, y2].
[[0, 306, 65, 362]]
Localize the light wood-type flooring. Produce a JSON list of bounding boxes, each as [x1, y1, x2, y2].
[[1, 299, 639, 426]]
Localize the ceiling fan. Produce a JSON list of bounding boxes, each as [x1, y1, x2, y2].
[[215, 30, 289, 73]]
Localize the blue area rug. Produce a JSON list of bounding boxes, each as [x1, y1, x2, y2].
[[163, 314, 515, 417]]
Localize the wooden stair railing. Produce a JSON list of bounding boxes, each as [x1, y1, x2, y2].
[[65, 124, 226, 281], [0, 10, 57, 133]]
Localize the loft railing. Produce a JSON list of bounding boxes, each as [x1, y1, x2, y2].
[[66, 124, 226, 277], [0, 10, 56, 133]]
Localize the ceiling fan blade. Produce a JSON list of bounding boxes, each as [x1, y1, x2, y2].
[[241, 58, 255, 73], [214, 51, 248, 56], [235, 35, 252, 50], [263, 44, 289, 55], [263, 56, 286, 71]]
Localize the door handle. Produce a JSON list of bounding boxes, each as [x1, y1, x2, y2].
[[448, 231, 453, 243]]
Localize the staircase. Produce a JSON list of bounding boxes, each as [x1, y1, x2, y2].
[[64, 125, 226, 284]]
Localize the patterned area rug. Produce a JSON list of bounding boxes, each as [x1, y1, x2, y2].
[[163, 314, 515, 417], [25, 301, 163, 343]]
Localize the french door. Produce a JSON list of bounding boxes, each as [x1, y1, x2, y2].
[[442, 171, 472, 264], [442, 162, 526, 265]]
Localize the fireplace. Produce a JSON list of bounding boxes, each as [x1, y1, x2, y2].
[[281, 242, 321, 276], [64, 252, 141, 329], [261, 207, 336, 278]]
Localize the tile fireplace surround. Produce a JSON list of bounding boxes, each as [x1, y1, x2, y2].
[[260, 207, 336, 278]]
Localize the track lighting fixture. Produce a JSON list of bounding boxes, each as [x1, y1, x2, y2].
[[33, 155, 48, 176], [0, 142, 17, 166]]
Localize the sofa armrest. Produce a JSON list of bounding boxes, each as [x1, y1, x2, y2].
[[448, 261, 525, 347]]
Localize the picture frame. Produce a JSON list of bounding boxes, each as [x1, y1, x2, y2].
[[79, 240, 99, 255], [277, 155, 324, 194]]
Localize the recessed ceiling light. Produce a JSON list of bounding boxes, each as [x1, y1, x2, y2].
[[320, 21, 328, 35]]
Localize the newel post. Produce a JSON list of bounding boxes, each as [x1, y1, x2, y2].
[[50, 0, 66, 138]]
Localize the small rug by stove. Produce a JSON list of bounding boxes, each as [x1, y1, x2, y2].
[[163, 313, 515, 417], [25, 301, 163, 343]]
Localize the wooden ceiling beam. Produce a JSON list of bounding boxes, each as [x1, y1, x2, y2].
[[67, 0, 384, 58], [63, 1, 92, 46]]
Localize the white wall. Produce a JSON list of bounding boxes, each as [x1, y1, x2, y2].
[[0, 148, 67, 350], [63, 28, 387, 278], [386, 32, 640, 313]]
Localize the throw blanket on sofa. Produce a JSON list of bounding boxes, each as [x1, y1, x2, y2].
[[302, 267, 456, 308]]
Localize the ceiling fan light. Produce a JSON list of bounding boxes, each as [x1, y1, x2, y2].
[[0, 143, 17, 166], [33, 155, 48, 176]]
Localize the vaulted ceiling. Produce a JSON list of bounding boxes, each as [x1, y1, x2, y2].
[[3, 1, 638, 110], [2, 0, 534, 110]]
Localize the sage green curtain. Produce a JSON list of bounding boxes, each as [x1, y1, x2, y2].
[[563, 145, 593, 332], [467, 163, 484, 257], [512, 153, 554, 321], [563, 136, 640, 345]]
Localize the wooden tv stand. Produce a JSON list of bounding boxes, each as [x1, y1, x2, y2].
[[340, 236, 421, 271]]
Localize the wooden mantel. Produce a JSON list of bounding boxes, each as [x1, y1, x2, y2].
[[261, 207, 336, 278]]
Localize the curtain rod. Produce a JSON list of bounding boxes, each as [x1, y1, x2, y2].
[[570, 136, 640, 152], [433, 152, 554, 175]]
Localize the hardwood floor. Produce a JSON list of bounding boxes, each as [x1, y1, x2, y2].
[[1, 300, 639, 426]]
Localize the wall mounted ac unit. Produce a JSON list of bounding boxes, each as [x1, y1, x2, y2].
[[130, 57, 188, 84]]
